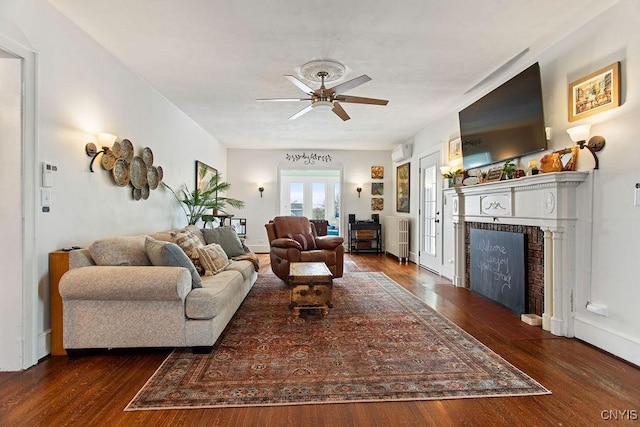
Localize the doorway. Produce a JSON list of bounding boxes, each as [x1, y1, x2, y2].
[[0, 37, 37, 371], [418, 152, 442, 273], [279, 168, 342, 235]]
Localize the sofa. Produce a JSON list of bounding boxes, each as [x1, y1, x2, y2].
[[58, 225, 257, 351], [265, 216, 344, 281]]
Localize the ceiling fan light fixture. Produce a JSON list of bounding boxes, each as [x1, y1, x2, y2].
[[311, 100, 333, 112]]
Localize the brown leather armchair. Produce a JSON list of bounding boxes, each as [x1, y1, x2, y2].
[[265, 216, 344, 281]]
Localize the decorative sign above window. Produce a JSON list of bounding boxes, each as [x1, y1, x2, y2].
[[285, 152, 332, 165]]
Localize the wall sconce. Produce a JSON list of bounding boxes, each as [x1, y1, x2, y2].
[[258, 185, 264, 197], [85, 132, 117, 172], [566, 124, 605, 170], [356, 185, 362, 198]]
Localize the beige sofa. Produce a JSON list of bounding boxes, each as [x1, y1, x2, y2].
[[58, 226, 257, 352]]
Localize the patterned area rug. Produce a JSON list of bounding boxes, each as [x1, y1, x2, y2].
[[126, 272, 549, 410]]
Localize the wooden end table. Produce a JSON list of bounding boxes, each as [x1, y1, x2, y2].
[[287, 262, 334, 317]]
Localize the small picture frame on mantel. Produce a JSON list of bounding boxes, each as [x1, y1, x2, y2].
[[486, 167, 504, 182], [453, 174, 465, 186]]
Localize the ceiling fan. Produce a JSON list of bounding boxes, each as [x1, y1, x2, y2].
[[257, 69, 388, 121]]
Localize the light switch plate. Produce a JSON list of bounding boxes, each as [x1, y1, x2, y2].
[[41, 189, 51, 208], [635, 188, 640, 206]]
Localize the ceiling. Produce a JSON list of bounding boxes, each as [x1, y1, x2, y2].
[[48, 0, 619, 151]]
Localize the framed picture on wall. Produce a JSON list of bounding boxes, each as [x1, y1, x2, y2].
[[371, 182, 384, 195], [448, 138, 462, 161], [196, 160, 217, 191], [396, 162, 410, 213], [371, 166, 384, 179], [371, 198, 384, 211], [568, 62, 620, 122]]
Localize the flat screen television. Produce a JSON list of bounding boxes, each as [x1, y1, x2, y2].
[[459, 63, 547, 170]]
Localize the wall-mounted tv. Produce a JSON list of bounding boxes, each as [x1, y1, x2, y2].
[[459, 63, 547, 170]]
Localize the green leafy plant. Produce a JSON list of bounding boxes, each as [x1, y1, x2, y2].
[[502, 161, 517, 179], [164, 172, 244, 225], [442, 169, 463, 179]]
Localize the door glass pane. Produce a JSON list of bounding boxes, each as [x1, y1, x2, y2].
[[333, 183, 340, 232], [423, 165, 437, 256], [312, 183, 326, 219], [289, 182, 303, 216]]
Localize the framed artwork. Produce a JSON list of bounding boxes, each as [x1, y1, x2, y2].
[[196, 160, 217, 191], [371, 198, 384, 211], [371, 182, 384, 195], [448, 138, 462, 161], [568, 62, 620, 122], [453, 174, 465, 186], [371, 166, 384, 179], [396, 162, 410, 213], [486, 167, 503, 182]]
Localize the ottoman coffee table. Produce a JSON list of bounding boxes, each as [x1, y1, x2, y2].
[[287, 262, 334, 317]]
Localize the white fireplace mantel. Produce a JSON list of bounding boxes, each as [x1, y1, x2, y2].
[[447, 171, 590, 337]]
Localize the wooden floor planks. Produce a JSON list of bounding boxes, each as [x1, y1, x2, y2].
[[1, 253, 638, 426]]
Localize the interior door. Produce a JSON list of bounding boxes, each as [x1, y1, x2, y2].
[[419, 152, 442, 273]]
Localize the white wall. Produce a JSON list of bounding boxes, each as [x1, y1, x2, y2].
[[226, 149, 392, 253], [0, 0, 228, 366], [543, 0, 640, 366], [404, 0, 640, 365]]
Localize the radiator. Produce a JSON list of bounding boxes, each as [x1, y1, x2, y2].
[[384, 216, 409, 264]]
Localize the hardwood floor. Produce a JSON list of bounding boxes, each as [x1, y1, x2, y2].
[[1, 253, 639, 426]]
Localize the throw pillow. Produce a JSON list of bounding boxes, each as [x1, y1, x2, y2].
[[287, 233, 317, 250], [171, 228, 205, 275], [145, 236, 202, 289], [203, 226, 246, 257], [197, 243, 230, 276], [185, 224, 207, 245], [89, 236, 151, 266]]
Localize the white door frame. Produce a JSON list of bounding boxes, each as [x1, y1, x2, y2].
[[418, 151, 442, 274], [277, 165, 344, 235], [0, 34, 38, 370]]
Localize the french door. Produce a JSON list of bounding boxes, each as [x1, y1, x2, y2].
[[419, 152, 442, 273], [279, 169, 342, 234]]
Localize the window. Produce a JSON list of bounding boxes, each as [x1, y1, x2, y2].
[[279, 169, 341, 234]]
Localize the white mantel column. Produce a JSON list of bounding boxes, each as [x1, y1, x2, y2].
[[550, 227, 565, 336], [542, 228, 554, 332], [451, 194, 466, 287]]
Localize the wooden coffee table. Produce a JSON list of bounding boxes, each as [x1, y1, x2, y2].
[[287, 262, 334, 317]]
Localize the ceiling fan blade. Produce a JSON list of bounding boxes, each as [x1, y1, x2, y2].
[[328, 75, 372, 95], [284, 75, 314, 95], [289, 104, 314, 120], [335, 95, 388, 106], [332, 102, 350, 121], [256, 98, 312, 102]]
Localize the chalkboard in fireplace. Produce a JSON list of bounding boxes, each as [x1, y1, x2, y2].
[[469, 228, 526, 314]]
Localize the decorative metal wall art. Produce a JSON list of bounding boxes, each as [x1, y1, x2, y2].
[[285, 152, 332, 164], [97, 137, 163, 201]]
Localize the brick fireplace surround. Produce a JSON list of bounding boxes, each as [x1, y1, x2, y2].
[[447, 171, 590, 337], [464, 223, 544, 316]]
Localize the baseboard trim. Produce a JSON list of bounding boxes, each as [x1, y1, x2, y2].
[[39, 330, 51, 360], [248, 245, 270, 254], [574, 315, 640, 367]]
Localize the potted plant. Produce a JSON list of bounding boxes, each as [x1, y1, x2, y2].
[[502, 161, 517, 179], [442, 169, 462, 188], [164, 172, 245, 225]]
